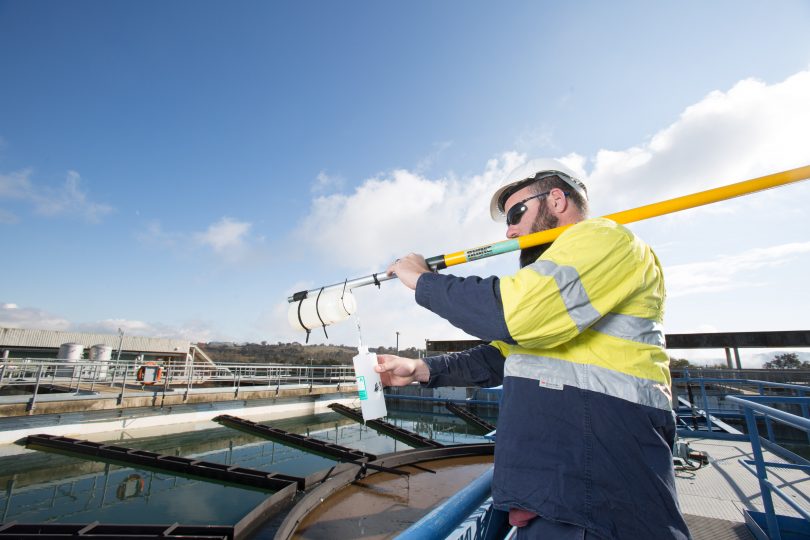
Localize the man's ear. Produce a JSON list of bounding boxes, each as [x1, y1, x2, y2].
[[550, 187, 568, 212]]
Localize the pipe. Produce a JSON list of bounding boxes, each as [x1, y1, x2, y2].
[[289, 164, 810, 302], [396, 467, 494, 539]]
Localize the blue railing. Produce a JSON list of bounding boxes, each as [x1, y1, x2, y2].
[[674, 373, 810, 442], [726, 395, 810, 540]]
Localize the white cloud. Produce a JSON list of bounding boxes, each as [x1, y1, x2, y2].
[[75, 318, 216, 342], [137, 217, 264, 265], [0, 169, 113, 223], [195, 217, 252, 254], [0, 303, 72, 331], [0, 302, 215, 342], [666, 242, 810, 298], [299, 152, 525, 271], [586, 70, 810, 216]]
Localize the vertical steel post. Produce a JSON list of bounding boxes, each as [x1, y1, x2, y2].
[[743, 407, 781, 540], [699, 379, 713, 432], [185, 355, 194, 402], [27, 364, 44, 414], [765, 416, 776, 443], [114, 328, 123, 373], [68, 362, 77, 392], [89, 363, 98, 393], [118, 363, 128, 406], [733, 347, 742, 370], [799, 390, 810, 445], [162, 361, 170, 406], [724, 347, 733, 369]]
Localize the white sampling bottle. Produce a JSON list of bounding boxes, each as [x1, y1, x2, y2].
[[352, 346, 387, 421]]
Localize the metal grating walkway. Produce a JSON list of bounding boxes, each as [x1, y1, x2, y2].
[[684, 514, 755, 540], [676, 437, 810, 526]]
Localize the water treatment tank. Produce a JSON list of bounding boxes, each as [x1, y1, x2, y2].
[[56, 343, 83, 378], [89, 344, 113, 361], [88, 344, 112, 379], [57, 343, 84, 361]]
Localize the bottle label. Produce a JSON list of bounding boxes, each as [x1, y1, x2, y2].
[[356, 375, 368, 400]]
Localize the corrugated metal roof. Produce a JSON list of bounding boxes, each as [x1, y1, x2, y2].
[[0, 327, 190, 353]]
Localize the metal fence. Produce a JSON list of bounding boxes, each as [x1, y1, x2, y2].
[[673, 373, 810, 443], [727, 395, 810, 540], [0, 358, 356, 413]]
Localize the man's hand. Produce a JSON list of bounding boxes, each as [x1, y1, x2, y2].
[[375, 354, 430, 386], [386, 253, 430, 290]]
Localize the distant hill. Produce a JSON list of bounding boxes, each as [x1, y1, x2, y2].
[[199, 342, 422, 365]]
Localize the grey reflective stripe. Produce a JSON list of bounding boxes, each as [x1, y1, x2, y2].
[[591, 312, 666, 348], [504, 353, 672, 411], [529, 260, 601, 332]]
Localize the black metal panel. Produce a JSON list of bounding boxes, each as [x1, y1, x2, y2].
[[0, 521, 233, 539], [25, 434, 304, 491], [444, 402, 496, 432], [666, 330, 810, 349], [213, 414, 377, 461], [428, 331, 810, 353], [327, 403, 444, 448], [425, 340, 485, 353]]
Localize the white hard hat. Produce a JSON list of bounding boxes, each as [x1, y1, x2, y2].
[[490, 158, 588, 221]]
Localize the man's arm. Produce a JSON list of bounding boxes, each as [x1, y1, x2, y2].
[[387, 254, 515, 343], [416, 272, 515, 343], [376, 344, 505, 388]]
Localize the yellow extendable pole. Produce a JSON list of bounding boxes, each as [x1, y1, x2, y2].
[[289, 165, 810, 302], [441, 164, 810, 268]]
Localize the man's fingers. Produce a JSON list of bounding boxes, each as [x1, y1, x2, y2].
[[375, 354, 394, 372]]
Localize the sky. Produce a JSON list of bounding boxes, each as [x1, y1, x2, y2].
[[1, 1, 810, 367]]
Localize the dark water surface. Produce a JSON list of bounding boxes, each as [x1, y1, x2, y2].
[[0, 405, 492, 526]]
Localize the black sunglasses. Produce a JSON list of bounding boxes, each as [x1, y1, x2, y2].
[[506, 191, 550, 226]]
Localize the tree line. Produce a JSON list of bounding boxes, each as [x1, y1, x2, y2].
[[670, 352, 809, 370], [199, 341, 422, 365]]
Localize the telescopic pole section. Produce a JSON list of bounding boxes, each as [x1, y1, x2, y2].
[[288, 164, 810, 302]]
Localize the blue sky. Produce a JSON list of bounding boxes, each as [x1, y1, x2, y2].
[[1, 1, 809, 365]]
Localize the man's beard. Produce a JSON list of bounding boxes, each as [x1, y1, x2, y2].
[[519, 204, 559, 268]]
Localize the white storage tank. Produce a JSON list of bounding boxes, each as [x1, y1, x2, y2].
[[90, 344, 112, 361], [57, 342, 83, 377], [88, 344, 112, 379], [57, 343, 84, 360]]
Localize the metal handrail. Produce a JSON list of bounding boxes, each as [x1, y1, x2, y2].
[[726, 395, 810, 540], [674, 374, 810, 393], [673, 375, 809, 440], [0, 358, 355, 411]]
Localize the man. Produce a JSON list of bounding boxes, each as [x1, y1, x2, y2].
[[376, 159, 691, 539]]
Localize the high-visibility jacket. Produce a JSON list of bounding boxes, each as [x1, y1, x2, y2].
[[417, 218, 691, 539]]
